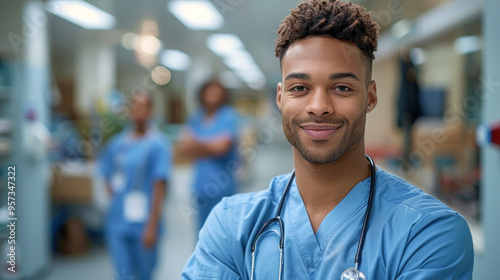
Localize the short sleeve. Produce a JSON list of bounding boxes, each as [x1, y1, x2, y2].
[[220, 107, 239, 141], [182, 199, 242, 280], [396, 210, 474, 279], [186, 110, 201, 131], [97, 136, 117, 181], [150, 138, 172, 182]]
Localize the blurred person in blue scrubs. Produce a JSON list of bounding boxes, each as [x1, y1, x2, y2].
[[100, 90, 172, 280], [182, 1, 473, 279], [178, 79, 240, 232]]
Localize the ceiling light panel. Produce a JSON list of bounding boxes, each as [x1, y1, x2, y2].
[[46, 0, 115, 30], [207, 33, 266, 90], [168, 0, 224, 30], [454, 36, 482, 55], [206, 34, 244, 57], [161, 49, 192, 71]]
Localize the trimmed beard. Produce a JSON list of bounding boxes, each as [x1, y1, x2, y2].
[[281, 112, 366, 164]]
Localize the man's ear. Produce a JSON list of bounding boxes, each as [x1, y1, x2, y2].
[[276, 82, 283, 109], [366, 80, 377, 112]]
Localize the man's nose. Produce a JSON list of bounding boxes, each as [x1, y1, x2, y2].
[[305, 89, 334, 116]]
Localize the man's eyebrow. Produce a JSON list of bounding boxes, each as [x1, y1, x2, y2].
[[329, 72, 360, 81], [284, 72, 311, 81]]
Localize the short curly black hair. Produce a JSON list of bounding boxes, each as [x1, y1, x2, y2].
[[276, 0, 380, 81]]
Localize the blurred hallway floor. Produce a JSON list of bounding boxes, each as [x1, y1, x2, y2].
[[44, 134, 293, 280]]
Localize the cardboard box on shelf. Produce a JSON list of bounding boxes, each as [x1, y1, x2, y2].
[[50, 164, 93, 204], [412, 119, 476, 169]]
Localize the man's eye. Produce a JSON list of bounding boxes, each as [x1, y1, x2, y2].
[[335, 86, 351, 92], [291, 85, 307, 92]]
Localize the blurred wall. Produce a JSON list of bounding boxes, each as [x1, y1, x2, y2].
[[366, 55, 400, 148], [419, 43, 464, 113]]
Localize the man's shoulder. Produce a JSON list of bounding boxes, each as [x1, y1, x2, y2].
[[376, 168, 467, 224], [373, 170, 473, 279], [219, 173, 292, 212]]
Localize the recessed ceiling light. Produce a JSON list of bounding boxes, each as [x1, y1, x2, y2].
[[160, 49, 191, 71], [168, 0, 224, 30], [206, 34, 244, 56], [454, 36, 481, 55], [137, 35, 162, 55], [391, 19, 411, 39], [151, 66, 172, 85], [410, 48, 427, 65], [46, 0, 115, 30], [121, 33, 138, 50], [207, 33, 266, 90]]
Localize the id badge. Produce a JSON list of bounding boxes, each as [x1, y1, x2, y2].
[[111, 173, 125, 193], [123, 191, 149, 223]]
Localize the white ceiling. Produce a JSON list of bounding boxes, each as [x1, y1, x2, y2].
[[49, 0, 304, 87]]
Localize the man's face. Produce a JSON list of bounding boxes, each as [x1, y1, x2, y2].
[[276, 36, 377, 163]]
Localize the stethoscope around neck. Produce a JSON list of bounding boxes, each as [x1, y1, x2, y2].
[[250, 155, 376, 280]]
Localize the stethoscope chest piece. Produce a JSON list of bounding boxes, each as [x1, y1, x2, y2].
[[341, 268, 366, 280]]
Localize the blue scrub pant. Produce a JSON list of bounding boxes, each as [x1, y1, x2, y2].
[[107, 232, 158, 280]]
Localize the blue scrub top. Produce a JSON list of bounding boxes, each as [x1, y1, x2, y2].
[[182, 168, 474, 279], [186, 105, 240, 197], [99, 125, 172, 237]]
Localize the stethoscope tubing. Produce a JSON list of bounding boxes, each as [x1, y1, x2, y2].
[[354, 154, 376, 268]]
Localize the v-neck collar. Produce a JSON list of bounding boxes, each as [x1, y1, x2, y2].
[[286, 175, 372, 271]]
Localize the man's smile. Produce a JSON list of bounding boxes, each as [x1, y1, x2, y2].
[[300, 123, 343, 140]]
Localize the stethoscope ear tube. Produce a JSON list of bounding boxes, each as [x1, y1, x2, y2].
[[275, 171, 294, 249], [251, 171, 295, 252], [354, 155, 376, 268], [275, 171, 295, 218]]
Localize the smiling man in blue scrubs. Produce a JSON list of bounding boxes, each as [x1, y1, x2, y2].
[[182, 1, 474, 279]]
